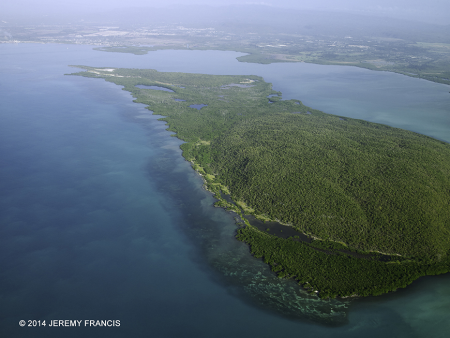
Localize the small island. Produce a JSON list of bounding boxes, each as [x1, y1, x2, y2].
[[70, 66, 450, 298]]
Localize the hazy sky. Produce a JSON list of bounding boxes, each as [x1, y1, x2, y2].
[[2, 0, 450, 25]]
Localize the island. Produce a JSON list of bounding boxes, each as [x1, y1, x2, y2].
[[69, 66, 450, 298]]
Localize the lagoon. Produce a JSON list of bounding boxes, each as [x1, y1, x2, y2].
[[0, 43, 449, 338]]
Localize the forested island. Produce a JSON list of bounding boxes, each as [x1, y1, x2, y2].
[[70, 66, 450, 298]]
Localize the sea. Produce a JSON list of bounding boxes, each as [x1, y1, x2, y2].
[[1, 43, 449, 338]]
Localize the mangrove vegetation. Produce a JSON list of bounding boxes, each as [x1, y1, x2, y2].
[[70, 66, 450, 298]]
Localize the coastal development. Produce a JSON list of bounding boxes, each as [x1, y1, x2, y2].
[[70, 66, 450, 298]]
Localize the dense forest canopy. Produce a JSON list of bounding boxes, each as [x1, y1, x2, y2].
[[71, 66, 450, 297]]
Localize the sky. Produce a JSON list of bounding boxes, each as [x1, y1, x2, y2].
[[1, 0, 450, 25]]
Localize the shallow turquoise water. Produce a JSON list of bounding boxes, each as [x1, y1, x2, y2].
[[0, 43, 449, 337]]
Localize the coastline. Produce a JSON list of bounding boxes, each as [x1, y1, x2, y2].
[[69, 65, 450, 299]]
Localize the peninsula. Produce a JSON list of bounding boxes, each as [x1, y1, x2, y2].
[[70, 66, 450, 298]]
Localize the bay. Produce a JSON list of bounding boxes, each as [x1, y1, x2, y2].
[[0, 43, 449, 338]]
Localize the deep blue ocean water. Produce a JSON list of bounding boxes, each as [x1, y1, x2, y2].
[[1, 43, 449, 338]]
